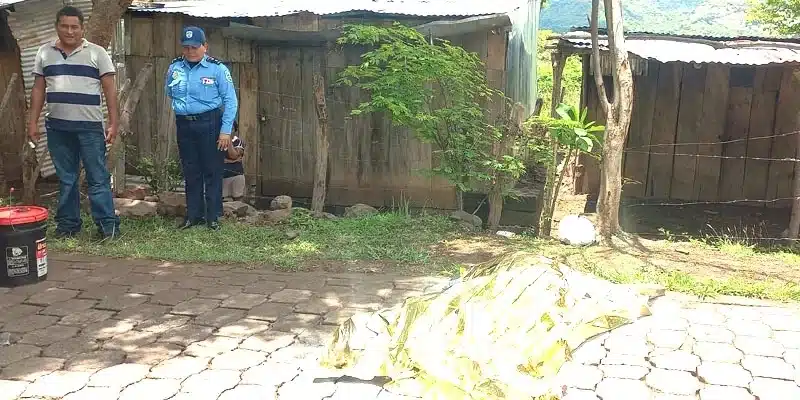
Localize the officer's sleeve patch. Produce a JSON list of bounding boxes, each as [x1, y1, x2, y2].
[[206, 56, 222, 64], [171, 56, 184, 64], [224, 69, 233, 83]]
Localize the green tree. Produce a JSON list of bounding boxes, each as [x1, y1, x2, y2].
[[747, 0, 800, 35]]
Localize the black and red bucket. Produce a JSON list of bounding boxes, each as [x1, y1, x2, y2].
[[0, 206, 48, 287]]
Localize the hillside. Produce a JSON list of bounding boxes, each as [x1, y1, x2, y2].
[[541, 0, 769, 37]]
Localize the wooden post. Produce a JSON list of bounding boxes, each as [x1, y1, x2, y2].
[[311, 74, 329, 213], [789, 131, 800, 239], [0, 73, 19, 195], [538, 51, 568, 237]]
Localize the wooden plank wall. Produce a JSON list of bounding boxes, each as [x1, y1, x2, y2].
[[577, 59, 800, 208], [0, 13, 26, 182]]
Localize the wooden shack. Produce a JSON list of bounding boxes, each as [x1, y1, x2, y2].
[[124, 1, 530, 211], [555, 30, 800, 209]]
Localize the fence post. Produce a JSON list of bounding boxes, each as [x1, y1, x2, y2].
[[789, 131, 800, 239], [311, 74, 329, 213], [0, 73, 19, 195]]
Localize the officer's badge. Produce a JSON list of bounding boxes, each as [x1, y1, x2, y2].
[[225, 70, 233, 83], [172, 71, 179, 80], [201, 77, 215, 85], [186, 31, 193, 39]]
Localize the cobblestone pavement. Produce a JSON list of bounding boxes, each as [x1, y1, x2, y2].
[[0, 255, 798, 399]]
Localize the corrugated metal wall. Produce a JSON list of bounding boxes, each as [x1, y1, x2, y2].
[[7, 0, 109, 178]]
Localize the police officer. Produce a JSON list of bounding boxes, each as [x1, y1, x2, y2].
[[165, 26, 238, 231]]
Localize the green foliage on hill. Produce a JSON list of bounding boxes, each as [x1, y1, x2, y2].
[[541, 0, 770, 37]]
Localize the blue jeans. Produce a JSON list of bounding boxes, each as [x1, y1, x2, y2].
[[176, 109, 224, 224], [46, 121, 119, 235]]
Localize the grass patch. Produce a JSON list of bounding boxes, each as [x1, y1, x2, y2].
[[49, 212, 460, 270]]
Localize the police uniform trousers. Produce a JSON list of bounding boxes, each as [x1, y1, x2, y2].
[[175, 108, 225, 224]]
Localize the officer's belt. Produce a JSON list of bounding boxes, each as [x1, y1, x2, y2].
[[176, 108, 220, 121]]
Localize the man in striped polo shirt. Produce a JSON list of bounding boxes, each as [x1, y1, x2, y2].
[[27, 6, 120, 240]]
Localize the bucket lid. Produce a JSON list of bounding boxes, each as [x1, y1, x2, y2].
[[0, 206, 49, 226]]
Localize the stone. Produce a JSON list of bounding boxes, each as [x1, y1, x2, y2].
[[129, 281, 176, 295], [115, 304, 172, 323], [0, 344, 41, 367], [0, 304, 42, 324], [43, 337, 99, 359], [119, 186, 149, 200], [159, 324, 214, 347], [211, 349, 267, 370], [763, 314, 800, 332], [78, 284, 129, 300], [561, 388, 600, 400], [183, 336, 242, 358], [261, 208, 292, 224], [223, 201, 257, 218], [88, 363, 150, 388], [118, 378, 181, 400], [294, 298, 338, 315], [599, 365, 649, 380], [694, 341, 744, 363], [243, 280, 287, 295], [648, 329, 689, 350], [26, 288, 80, 306], [697, 362, 753, 387], [271, 313, 321, 333], [150, 356, 210, 379], [269, 289, 313, 303], [684, 309, 727, 325], [240, 331, 297, 354], [785, 349, 800, 367], [40, 299, 97, 316], [277, 374, 336, 399], [344, 203, 378, 218], [312, 211, 338, 220], [689, 325, 734, 343], [221, 293, 266, 310], [59, 309, 115, 327], [81, 319, 135, 340], [114, 198, 158, 218], [102, 330, 159, 352], [601, 353, 649, 367], [20, 325, 79, 346], [157, 191, 187, 217], [216, 318, 270, 338], [195, 308, 247, 328], [699, 385, 755, 400], [270, 195, 292, 210], [126, 342, 183, 365], [218, 385, 277, 400], [555, 362, 603, 390], [3, 314, 59, 333], [571, 341, 607, 365], [151, 288, 199, 305], [727, 321, 773, 338], [0, 380, 28, 400], [557, 215, 596, 246], [750, 377, 800, 399], [742, 355, 795, 380], [1, 357, 64, 381], [137, 314, 191, 334], [604, 335, 650, 357], [645, 368, 700, 395], [95, 293, 149, 311], [735, 336, 785, 357], [240, 362, 300, 386], [448, 210, 482, 228], [172, 298, 221, 316], [63, 386, 121, 400], [650, 350, 701, 371], [596, 378, 651, 400], [144, 195, 159, 202], [196, 286, 243, 300], [64, 350, 126, 372], [774, 331, 800, 349], [22, 371, 92, 398], [180, 369, 240, 396]]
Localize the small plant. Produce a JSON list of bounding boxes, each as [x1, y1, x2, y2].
[[134, 155, 183, 193], [0, 187, 17, 207]]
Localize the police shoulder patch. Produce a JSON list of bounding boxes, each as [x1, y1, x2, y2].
[[205, 56, 222, 64], [171, 56, 184, 64]]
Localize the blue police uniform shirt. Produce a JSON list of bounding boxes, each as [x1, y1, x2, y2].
[[165, 55, 238, 134]]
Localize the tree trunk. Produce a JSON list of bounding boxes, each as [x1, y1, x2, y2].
[[488, 103, 526, 232], [0, 73, 19, 196], [84, 0, 133, 48], [591, 0, 634, 243], [311, 74, 329, 214], [539, 52, 567, 237]]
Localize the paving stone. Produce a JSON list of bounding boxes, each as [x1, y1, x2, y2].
[[645, 368, 701, 395], [750, 377, 800, 400], [699, 385, 755, 400], [268, 343, 322, 366], [596, 378, 651, 400], [647, 329, 689, 350], [561, 388, 600, 400], [242, 280, 286, 295], [322, 308, 361, 326], [110, 273, 154, 286], [603, 335, 650, 356], [650, 350, 701, 371], [763, 314, 800, 332], [651, 395, 696, 400], [88, 363, 151, 388], [137, 314, 191, 334], [216, 273, 261, 287], [741, 355, 795, 380], [248, 302, 294, 322], [555, 362, 603, 390], [329, 381, 384, 400], [64, 350, 126, 372], [296, 325, 336, 346], [149, 356, 211, 379], [62, 386, 121, 400], [169, 392, 221, 400], [195, 307, 246, 327], [0, 379, 28, 400], [95, 293, 149, 311], [129, 280, 176, 295], [216, 318, 271, 338], [151, 289, 199, 306], [125, 342, 183, 365], [240, 331, 297, 354], [43, 336, 100, 358], [159, 324, 214, 346], [58, 309, 115, 327], [600, 353, 649, 367], [689, 325, 735, 343], [571, 341, 607, 365], [115, 304, 171, 323], [22, 370, 92, 398], [774, 331, 800, 349], [649, 316, 690, 331], [294, 298, 341, 315], [0, 304, 41, 323], [172, 298, 221, 316], [221, 293, 267, 310], [40, 299, 97, 316], [785, 349, 800, 367], [599, 364, 650, 380], [277, 373, 336, 399], [196, 285, 244, 300], [684, 309, 727, 325], [271, 313, 322, 334], [20, 324, 80, 346], [118, 378, 181, 400], [1, 357, 65, 381], [269, 289, 313, 303], [184, 335, 242, 358], [697, 362, 753, 387], [81, 319, 135, 340], [735, 336, 785, 357], [211, 349, 268, 370], [26, 288, 80, 306], [219, 384, 277, 400], [102, 330, 159, 352], [78, 284, 130, 300], [240, 362, 300, 386], [180, 369, 241, 396], [0, 343, 41, 367], [727, 320, 773, 338], [693, 341, 744, 363], [3, 314, 59, 333]]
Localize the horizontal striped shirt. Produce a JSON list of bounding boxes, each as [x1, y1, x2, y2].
[[33, 39, 115, 131]]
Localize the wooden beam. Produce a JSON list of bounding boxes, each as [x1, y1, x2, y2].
[[414, 14, 511, 38], [311, 74, 329, 213], [221, 23, 339, 44]]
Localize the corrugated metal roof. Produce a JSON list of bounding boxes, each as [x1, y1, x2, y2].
[[128, 0, 522, 18], [558, 31, 800, 66], [7, 0, 108, 178], [0, 0, 25, 7]]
